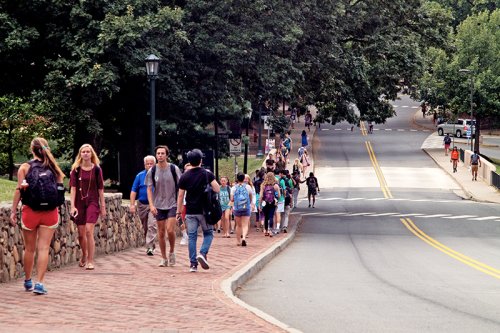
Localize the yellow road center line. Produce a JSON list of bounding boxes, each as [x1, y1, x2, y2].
[[401, 218, 500, 280], [365, 141, 393, 198], [360, 122, 367, 136]]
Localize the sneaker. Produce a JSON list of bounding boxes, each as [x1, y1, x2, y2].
[[180, 236, 188, 245], [158, 258, 168, 267], [33, 283, 47, 295], [241, 239, 247, 247], [197, 254, 210, 270], [146, 248, 154, 256], [283, 227, 288, 233], [24, 279, 33, 291], [308, 204, 311, 208], [189, 265, 197, 273], [169, 252, 176, 266]]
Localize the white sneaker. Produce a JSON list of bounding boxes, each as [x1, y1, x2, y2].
[[158, 258, 168, 267], [180, 234, 188, 245], [169, 253, 176, 266]]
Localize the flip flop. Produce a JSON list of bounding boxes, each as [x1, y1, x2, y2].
[[79, 259, 86, 268], [85, 263, 95, 270]]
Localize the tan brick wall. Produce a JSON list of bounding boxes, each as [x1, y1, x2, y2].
[[0, 193, 144, 283]]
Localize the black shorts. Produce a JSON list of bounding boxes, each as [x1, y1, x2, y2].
[[155, 208, 176, 221]]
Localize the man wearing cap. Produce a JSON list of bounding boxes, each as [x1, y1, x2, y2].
[[176, 149, 220, 272]]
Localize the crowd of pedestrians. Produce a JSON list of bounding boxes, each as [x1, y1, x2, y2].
[[10, 110, 319, 293]]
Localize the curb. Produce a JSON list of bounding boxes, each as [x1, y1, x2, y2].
[[411, 109, 436, 131], [422, 148, 478, 202], [220, 215, 304, 333]]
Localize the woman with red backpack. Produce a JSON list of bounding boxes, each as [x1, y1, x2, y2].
[[258, 172, 281, 237]]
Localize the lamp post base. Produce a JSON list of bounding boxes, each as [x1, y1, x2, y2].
[[256, 150, 264, 158]]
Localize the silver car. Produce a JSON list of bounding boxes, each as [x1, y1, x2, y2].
[[437, 119, 476, 138]]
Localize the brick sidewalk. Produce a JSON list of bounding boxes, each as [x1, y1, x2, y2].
[[0, 220, 299, 332]]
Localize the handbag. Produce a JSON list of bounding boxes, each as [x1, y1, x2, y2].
[[203, 170, 222, 225]]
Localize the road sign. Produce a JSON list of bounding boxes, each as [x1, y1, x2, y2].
[[263, 116, 271, 130], [229, 138, 242, 154], [265, 139, 275, 154], [466, 130, 471, 138]]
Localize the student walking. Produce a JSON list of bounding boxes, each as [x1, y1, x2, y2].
[[291, 170, 305, 208], [70, 144, 106, 271], [292, 158, 303, 179], [470, 151, 482, 181], [301, 149, 311, 178], [450, 147, 459, 173], [258, 172, 280, 237], [129, 155, 157, 256], [10, 138, 65, 295], [301, 130, 308, 147], [176, 149, 220, 272], [443, 134, 451, 156], [219, 176, 231, 238], [231, 172, 254, 246], [146, 145, 182, 267], [281, 170, 294, 233], [244, 174, 258, 233], [306, 172, 320, 208]]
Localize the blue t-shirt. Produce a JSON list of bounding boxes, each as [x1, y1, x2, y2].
[[131, 169, 150, 204], [219, 186, 231, 210]]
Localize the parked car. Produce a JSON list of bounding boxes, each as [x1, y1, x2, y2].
[[437, 119, 476, 138]]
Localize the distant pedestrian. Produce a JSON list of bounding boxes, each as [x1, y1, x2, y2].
[[252, 169, 265, 231], [265, 153, 276, 172], [450, 146, 459, 173], [276, 154, 286, 171], [443, 134, 451, 156], [283, 132, 292, 163], [231, 172, 253, 246], [305, 111, 312, 131], [301, 130, 308, 147], [274, 169, 286, 234], [245, 174, 257, 233], [281, 170, 294, 233], [470, 151, 482, 181], [292, 158, 303, 179], [368, 122, 373, 134], [301, 149, 311, 178], [176, 149, 220, 272], [306, 172, 319, 208], [70, 143, 106, 271], [10, 137, 65, 295], [146, 145, 182, 267], [258, 172, 280, 237], [129, 155, 157, 256], [290, 108, 297, 129], [291, 170, 306, 208], [219, 176, 231, 238], [421, 102, 427, 118]]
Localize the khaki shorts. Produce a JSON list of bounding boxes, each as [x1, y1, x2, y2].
[[471, 165, 479, 172]]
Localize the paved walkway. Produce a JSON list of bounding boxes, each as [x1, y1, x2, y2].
[[413, 109, 500, 204], [0, 109, 317, 333]]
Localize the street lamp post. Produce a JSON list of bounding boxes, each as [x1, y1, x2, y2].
[[256, 95, 264, 158], [459, 68, 474, 151], [145, 54, 160, 154], [243, 104, 252, 173]]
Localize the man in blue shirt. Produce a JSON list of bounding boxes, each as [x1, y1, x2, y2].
[[130, 155, 157, 255]]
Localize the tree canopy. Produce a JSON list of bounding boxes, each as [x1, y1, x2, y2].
[[1, 0, 486, 191]]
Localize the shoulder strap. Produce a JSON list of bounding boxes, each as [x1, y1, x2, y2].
[[170, 164, 178, 198], [151, 165, 156, 188]]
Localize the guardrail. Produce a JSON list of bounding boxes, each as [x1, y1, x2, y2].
[[492, 171, 500, 190]]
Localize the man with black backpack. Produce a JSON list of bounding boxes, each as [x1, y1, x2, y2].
[[176, 149, 220, 272], [146, 145, 182, 268]]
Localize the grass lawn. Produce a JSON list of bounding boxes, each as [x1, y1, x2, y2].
[[217, 156, 264, 181], [490, 157, 500, 174], [0, 178, 17, 203]]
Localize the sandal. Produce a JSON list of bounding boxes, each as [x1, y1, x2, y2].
[[79, 259, 86, 268], [85, 263, 95, 270]]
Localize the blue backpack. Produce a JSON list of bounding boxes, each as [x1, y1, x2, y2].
[[233, 184, 249, 213]]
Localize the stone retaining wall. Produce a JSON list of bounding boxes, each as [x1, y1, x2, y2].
[[0, 193, 144, 283]]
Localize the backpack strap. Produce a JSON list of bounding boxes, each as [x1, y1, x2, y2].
[[170, 163, 178, 197], [151, 165, 156, 189]]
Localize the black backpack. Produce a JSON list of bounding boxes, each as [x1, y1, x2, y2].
[[202, 169, 222, 225], [22, 160, 65, 211]]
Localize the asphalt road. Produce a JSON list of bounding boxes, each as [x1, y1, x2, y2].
[[239, 95, 500, 332]]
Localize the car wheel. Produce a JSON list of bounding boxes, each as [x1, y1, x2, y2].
[[438, 128, 444, 136], [456, 130, 462, 138]]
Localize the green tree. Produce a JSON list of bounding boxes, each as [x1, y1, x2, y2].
[[0, 96, 53, 179]]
